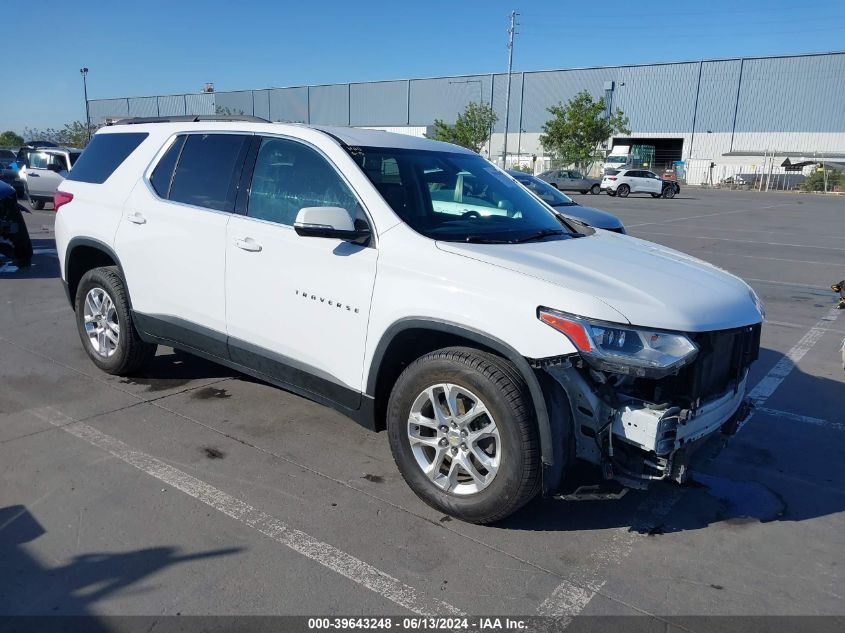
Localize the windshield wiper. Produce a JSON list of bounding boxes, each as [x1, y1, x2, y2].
[[512, 229, 567, 243], [463, 235, 512, 244], [551, 201, 576, 207]]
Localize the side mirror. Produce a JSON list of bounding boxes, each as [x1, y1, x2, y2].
[[293, 206, 371, 244]]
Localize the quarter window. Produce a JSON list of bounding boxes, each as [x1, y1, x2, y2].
[[168, 134, 250, 212], [150, 135, 186, 198], [248, 137, 362, 226], [65, 132, 148, 184]]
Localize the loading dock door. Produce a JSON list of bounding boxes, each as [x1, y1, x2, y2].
[[611, 137, 684, 171]]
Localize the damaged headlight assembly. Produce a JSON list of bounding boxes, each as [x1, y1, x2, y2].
[[538, 307, 699, 379]]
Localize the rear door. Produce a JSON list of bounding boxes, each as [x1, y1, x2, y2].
[[115, 132, 251, 347]]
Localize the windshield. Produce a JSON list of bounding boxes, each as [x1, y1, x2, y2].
[[348, 146, 579, 243], [512, 173, 575, 206], [605, 155, 627, 164]]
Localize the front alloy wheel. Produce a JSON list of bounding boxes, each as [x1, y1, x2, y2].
[[83, 287, 120, 357], [407, 383, 501, 495], [387, 347, 540, 524]]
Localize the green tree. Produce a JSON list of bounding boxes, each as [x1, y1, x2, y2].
[[22, 121, 99, 148], [539, 90, 630, 173], [429, 102, 497, 153], [801, 168, 843, 192], [0, 130, 24, 147]]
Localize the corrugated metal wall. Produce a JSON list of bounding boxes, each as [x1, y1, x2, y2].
[[88, 52, 845, 156]]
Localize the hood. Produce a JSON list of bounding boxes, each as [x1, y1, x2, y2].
[[437, 232, 763, 333], [557, 204, 624, 232]]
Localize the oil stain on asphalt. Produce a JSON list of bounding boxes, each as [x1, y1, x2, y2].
[[192, 387, 232, 400], [202, 447, 225, 459]]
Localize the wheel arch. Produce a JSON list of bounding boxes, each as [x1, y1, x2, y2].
[[366, 318, 566, 494], [64, 237, 126, 310]]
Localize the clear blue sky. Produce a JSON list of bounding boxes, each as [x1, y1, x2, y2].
[[5, 0, 844, 134]]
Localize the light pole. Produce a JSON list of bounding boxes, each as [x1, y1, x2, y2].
[[502, 10, 518, 168], [80, 68, 91, 142]]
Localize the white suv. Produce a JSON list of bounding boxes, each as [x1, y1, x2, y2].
[[55, 117, 764, 523], [601, 168, 674, 198]]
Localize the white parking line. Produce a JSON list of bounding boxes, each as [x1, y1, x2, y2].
[[747, 305, 840, 406], [756, 407, 845, 433], [630, 231, 845, 252], [625, 202, 792, 229], [539, 304, 840, 619], [28, 406, 464, 616]]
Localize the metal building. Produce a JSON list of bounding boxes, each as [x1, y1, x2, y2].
[[88, 51, 845, 185]]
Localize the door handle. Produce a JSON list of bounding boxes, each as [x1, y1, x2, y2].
[[29, 173, 40, 177], [234, 237, 262, 252], [127, 212, 146, 225]]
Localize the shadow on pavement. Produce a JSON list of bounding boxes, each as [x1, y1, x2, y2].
[[0, 505, 241, 617]]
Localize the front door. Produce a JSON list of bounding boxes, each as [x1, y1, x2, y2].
[[225, 136, 377, 405]]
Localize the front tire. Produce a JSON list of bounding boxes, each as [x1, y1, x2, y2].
[[590, 184, 600, 195], [617, 184, 630, 198], [662, 186, 676, 199], [386, 347, 540, 524], [74, 266, 156, 375]]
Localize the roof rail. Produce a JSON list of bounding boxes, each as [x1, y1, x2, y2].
[[110, 114, 271, 125]]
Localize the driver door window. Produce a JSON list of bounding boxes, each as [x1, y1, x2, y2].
[[248, 137, 363, 227]]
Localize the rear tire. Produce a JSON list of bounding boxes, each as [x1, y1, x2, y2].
[[74, 266, 156, 375], [590, 184, 600, 195], [386, 347, 540, 524], [617, 184, 630, 198]]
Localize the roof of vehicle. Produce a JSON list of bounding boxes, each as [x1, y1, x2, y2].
[[101, 120, 475, 154], [31, 147, 82, 154]]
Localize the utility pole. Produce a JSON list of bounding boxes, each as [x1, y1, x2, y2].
[[502, 10, 518, 168], [80, 68, 91, 142]]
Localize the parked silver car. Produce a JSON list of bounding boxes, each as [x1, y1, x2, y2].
[[537, 169, 601, 194], [20, 147, 81, 209]]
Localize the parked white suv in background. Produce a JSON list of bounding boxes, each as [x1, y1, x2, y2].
[[21, 147, 82, 209], [55, 116, 764, 523], [602, 168, 675, 198]]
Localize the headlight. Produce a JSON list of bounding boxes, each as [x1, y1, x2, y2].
[[748, 287, 766, 320], [538, 307, 698, 378]]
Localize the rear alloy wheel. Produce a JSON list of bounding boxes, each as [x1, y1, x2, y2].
[[662, 186, 676, 199], [590, 184, 601, 195], [617, 184, 630, 198], [387, 347, 540, 524], [75, 266, 156, 375]]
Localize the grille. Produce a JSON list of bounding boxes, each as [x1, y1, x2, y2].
[[636, 323, 761, 404]]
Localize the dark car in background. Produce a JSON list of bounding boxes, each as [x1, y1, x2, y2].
[[0, 180, 32, 268], [0, 154, 25, 198], [507, 170, 626, 233]]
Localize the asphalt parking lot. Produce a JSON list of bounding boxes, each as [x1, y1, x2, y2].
[[1, 189, 844, 622]]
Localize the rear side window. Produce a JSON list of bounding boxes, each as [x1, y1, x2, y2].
[[168, 134, 250, 212], [150, 135, 186, 198], [65, 132, 148, 184]]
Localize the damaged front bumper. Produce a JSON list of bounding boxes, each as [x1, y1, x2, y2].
[[544, 360, 753, 489]]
